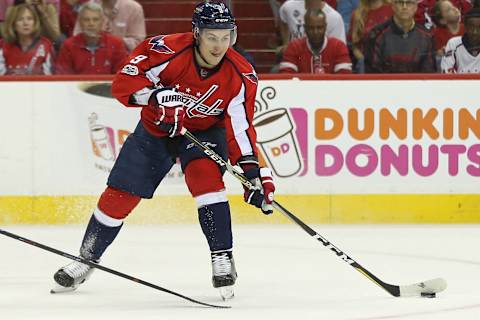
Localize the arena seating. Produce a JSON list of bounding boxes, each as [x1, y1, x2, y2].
[[139, 0, 277, 73]]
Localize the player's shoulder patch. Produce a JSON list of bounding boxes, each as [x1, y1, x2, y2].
[[121, 64, 139, 76], [147, 33, 194, 55], [148, 35, 175, 54]]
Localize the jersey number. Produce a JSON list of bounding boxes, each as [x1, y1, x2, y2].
[[129, 55, 147, 64]]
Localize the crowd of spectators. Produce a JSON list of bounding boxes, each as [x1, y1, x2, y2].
[[275, 0, 480, 74], [0, 0, 479, 75], [0, 0, 144, 75]]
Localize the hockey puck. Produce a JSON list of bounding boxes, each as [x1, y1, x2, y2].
[[421, 292, 436, 298]]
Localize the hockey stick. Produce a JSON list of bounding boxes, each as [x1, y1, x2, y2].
[[181, 128, 447, 298], [0, 228, 230, 309]]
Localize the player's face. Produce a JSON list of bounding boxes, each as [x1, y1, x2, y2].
[[14, 8, 35, 38], [197, 29, 232, 67], [465, 17, 480, 46], [304, 15, 326, 48], [392, 0, 418, 22], [79, 9, 103, 38]]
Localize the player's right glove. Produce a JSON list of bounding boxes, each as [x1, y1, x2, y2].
[[149, 87, 185, 138], [238, 156, 275, 215]]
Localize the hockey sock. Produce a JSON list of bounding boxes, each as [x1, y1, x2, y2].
[[198, 202, 233, 252], [79, 208, 123, 261]]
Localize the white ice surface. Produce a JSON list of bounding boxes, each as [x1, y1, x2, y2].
[[1, 224, 479, 320]]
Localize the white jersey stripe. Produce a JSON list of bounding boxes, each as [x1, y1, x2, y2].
[[334, 62, 352, 72], [279, 61, 298, 71], [133, 87, 156, 105], [43, 52, 53, 75], [0, 48, 6, 75], [227, 83, 254, 156], [132, 62, 169, 105], [146, 61, 169, 86]]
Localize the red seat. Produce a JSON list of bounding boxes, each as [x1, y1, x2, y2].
[[142, 0, 278, 73]]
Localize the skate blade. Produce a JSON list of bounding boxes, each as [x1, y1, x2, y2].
[[219, 286, 234, 301], [50, 284, 79, 294]]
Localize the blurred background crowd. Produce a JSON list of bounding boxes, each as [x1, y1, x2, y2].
[[0, 0, 479, 75]]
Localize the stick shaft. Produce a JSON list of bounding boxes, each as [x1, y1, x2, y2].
[[0, 228, 230, 308], [182, 129, 400, 297]]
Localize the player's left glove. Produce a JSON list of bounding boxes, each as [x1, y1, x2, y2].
[[239, 157, 275, 215], [149, 87, 185, 138]]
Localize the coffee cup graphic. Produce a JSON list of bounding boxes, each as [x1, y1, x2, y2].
[[89, 113, 115, 161], [253, 108, 302, 177]]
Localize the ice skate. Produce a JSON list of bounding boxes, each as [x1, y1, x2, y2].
[[211, 250, 237, 300], [50, 259, 96, 293]]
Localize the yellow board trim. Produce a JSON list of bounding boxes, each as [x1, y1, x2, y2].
[[0, 194, 479, 224]]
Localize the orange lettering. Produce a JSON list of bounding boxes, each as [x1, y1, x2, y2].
[[348, 108, 374, 140], [413, 108, 439, 140], [379, 108, 407, 140], [315, 109, 343, 140], [459, 108, 480, 139], [443, 108, 453, 140]]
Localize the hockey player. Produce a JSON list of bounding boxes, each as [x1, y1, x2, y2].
[[52, 1, 276, 300]]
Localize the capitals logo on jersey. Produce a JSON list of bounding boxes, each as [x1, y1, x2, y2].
[[179, 84, 224, 118], [148, 36, 175, 54]]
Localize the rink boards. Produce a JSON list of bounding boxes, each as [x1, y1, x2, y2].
[[0, 77, 479, 224], [1, 194, 479, 224]]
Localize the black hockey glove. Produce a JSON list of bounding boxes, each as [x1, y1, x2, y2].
[[238, 156, 275, 215]]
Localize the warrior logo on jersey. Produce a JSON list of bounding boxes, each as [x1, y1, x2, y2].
[[182, 85, 224, 118], [242, 72, 258, 85], [148, 35, 175, 54]]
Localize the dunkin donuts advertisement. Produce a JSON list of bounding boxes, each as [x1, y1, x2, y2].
[[0, 79, 479, 197], [252, 80, 480, 194], [77, 80, 480, 194]]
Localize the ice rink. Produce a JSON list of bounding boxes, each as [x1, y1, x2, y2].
[[0, 224, 479, 320]]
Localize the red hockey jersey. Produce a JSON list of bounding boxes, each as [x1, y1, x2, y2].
[[0, 37, 54, 75], [279, 37, 352, 74], [112, 32, 259, 164]]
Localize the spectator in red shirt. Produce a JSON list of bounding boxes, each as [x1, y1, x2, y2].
[[6, 0, 63, 46], [72, 0, 146, 51], [59, 0, 87, 37], [348, 0, 393, 72], [0, 3, 54, 74], [431, 0, 464, 55], [280, 8, 352, 73], [55, 2, 127, 74]]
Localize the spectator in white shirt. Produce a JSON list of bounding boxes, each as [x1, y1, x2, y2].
[[441, 7, 480, 73]]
